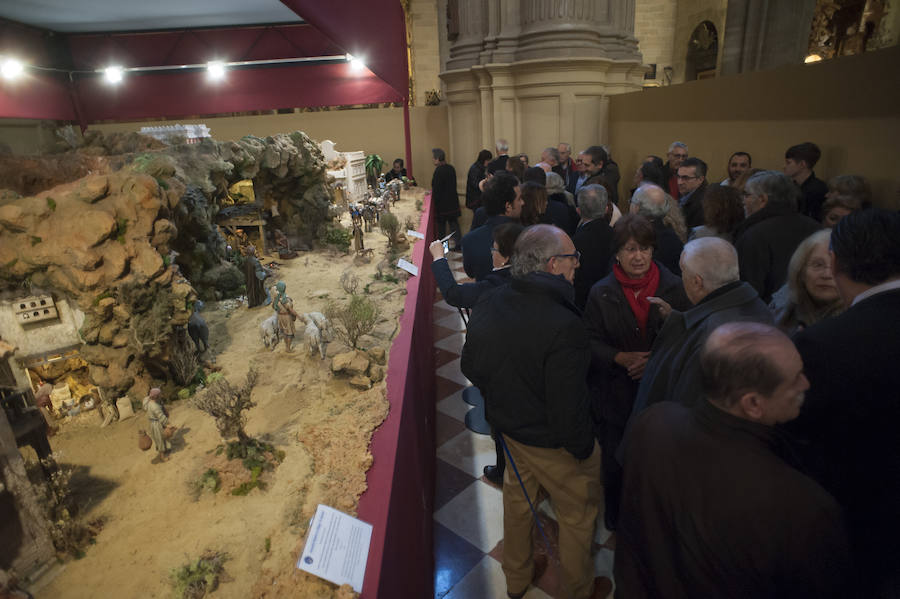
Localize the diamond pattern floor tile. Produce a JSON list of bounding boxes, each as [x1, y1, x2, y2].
[[435, 311, 467, 331], [434, 480, 505, 553], [435, 458, 478, 512], [437, 429, 499, 479], [436, 358, 471, 387], [434, 522, 486, 599], [435, 377, 466, 403], [434, 331, 466, 355], [443, 555, 553, 599], [436, 388, 473, 422], [435, 347, 461, 368], [437, 411, 468, 447]]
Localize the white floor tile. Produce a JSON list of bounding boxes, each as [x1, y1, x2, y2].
[[437, 388, 473, 423], [443, 555, 552, 599], [434, 481, 504, 553], [436, 357, 471, 386], [435, 331, 466, 355], [437, 429, 499, 478], [435, 311, 467, 331]]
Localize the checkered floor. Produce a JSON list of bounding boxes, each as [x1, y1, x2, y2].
[[432, 251, 616, 599]]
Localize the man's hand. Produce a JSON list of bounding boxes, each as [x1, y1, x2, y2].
[[615, 351, 650, 380], [429, 240, 446, 261], [647, 296, 673, 320]]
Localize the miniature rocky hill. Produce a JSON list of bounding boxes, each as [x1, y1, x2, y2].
[[0, 130, 334, 401]]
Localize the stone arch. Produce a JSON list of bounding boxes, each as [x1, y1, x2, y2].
[[686, 21, 719, 80]]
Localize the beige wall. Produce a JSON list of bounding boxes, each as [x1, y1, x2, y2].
[[409, 0, 443, 106], [634, 0, 678, 86], [0, 119, 58, 155], [55, 106, 449, 188], [608, 45, 900, 210]]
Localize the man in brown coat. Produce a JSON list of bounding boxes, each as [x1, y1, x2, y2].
[[615, 322, 850, 599]]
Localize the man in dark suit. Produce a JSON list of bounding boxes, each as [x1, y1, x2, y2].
[[676, 157, 708, 229], [572, 184, 614, 308], [487, 138, 510, 174], [784, 141, 828, 220], [734, 170, 821, 303], [629, 184, 683, 276], [791, 209, 900, 598], [617, 322, 850, 599], [461, 172, 523, 281]]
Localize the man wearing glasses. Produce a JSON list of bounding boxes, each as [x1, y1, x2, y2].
[[462, 225, 600, 599], [663, 141, 688, 199], [676, 157, 708, 229]]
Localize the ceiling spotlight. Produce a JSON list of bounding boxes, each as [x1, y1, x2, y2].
[[1, 57, 24, 80], [207, 61, 226, 81], [804, 54, 823, 64], [104, 65, 124, 84], [347, 54, 366, 73]]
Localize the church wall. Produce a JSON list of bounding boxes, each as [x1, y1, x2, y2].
[[409, 0, 443, 106], [633, 0, 678, 86], [671, 0, 728, 83], [608, 46, 900, 210]]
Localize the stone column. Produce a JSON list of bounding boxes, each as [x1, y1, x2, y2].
[[446, 0, 488, 70], [515, 0, 642, 61], [721, 0, 817, 76]]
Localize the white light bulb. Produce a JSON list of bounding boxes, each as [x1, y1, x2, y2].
[[104, 65, 123, 84], [1, 58, 24, 80], [207, 61, 226, 81], [348, 54, 365, 73]]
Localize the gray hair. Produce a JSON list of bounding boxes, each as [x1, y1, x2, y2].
[[668, 141, 688, 153], [496, 138, 509, 153], [577, 184, 609, 220], [682, 237, 740, 291], [511, 224, 568, 278], [558, 142, 571, 152], [631, 184, 672, 219], [543, 147, 561, 163], [745, 170, 800, 211], [545, 171, 566, 195]]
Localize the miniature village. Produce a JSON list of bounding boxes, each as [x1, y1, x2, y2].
[[0, 128, 425, 598]]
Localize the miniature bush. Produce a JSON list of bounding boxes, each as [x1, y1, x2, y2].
[[325, 295, 380, 350], [191, 369, 258, 445], [170, 334, 200, 386], [170, 550, 228, 599], [340, 271, 360, 295], [324, 225, 352, 253], [379, 212, 400, 247]]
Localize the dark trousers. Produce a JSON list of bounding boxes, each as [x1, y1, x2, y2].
[[436, 217, 460, 248]]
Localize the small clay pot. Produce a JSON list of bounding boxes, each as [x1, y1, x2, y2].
[[138, 430, 152, 451]]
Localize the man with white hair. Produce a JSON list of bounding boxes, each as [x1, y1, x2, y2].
[[663, 141, 688, 199], [573, 184, 614, 308], [536, 146, 560, 172], [629, 237, 772, 414], [555, 142, 575, 182], [629, 184, 684, 275], [461, 224, 601, 599], [488, 138, 510, 173]]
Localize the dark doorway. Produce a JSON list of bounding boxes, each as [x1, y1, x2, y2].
[[686, 21, 719, 80]]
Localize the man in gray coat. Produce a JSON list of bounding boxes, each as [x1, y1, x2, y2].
[[629, 237, 773, 416]]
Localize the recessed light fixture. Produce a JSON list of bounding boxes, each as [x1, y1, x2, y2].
[[104, 65, 124, 84], [207, 60, 226, 81], [1, 57, 24, 80]]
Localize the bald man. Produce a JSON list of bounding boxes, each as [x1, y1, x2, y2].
[[616, 322, 851, 598], [629, 237, 772, 416], [461, 225, 600, 599]]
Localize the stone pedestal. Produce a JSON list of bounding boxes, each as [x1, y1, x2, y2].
[[441, 0, 644, 166]]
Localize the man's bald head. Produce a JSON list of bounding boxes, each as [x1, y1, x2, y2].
[[631, 184, 671, 219], [511, 224, 570, 278], [680, 237, 740, 303]]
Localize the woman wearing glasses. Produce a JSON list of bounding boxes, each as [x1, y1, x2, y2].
[[583, 214, 690, 530]]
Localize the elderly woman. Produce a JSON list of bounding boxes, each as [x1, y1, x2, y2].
[[583, 214, 690, 530], [272, 281, 300, 352], [768, 229, 844, 335], [429, 222, 523, 308], [688, 184, 745, 242], [821, 174, 872, 227], [143, 388, 171, 463]]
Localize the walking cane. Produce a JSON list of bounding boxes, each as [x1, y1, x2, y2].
[[499, 434, 556, 560]]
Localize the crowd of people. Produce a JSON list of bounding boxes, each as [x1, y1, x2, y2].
[[428, 139, 899, 599]]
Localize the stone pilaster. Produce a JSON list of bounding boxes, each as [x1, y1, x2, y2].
[[445, 0, 488, 70]]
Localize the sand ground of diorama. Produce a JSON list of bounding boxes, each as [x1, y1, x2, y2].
[[23, 188, 427, 599]]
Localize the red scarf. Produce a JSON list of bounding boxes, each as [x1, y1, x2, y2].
[[614, 261, 660, 337]]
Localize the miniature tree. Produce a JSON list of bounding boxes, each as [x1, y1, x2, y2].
[[325, 295, 380, 350], [191, 369, 258, 445], [340, 271, 360, 295], [379, 212, 401, 247], [365, 154, 384, 188]]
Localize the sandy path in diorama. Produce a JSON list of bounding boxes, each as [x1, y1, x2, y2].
[[35, 189, 426, 599]]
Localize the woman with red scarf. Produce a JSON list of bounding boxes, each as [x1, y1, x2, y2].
[[583, 214, 690, 530]]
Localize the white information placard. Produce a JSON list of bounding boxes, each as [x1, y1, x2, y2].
[[397, 258, 419, 277], [406, 229, 425, 240], [297, 504, 373, 593]]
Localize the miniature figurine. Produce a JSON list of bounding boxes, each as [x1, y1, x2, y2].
[[243, 245, 268, 308], [142, 388, 171, 463], [272, 281, 300, 352]]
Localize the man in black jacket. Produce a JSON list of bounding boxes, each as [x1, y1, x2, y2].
[[784, 141, 828, 220], [461, 225, 601, 599], [676, 157, 708, 229], [790, 209, 900, 598], [461, 172, 523, 280], [616, 322, 851, 599], [734, 170, 820, 303], [629, 184, 683, 276], [573, 184, 614, 308]]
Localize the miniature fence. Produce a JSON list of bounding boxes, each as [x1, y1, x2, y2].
[[357, 192, 436, 598]]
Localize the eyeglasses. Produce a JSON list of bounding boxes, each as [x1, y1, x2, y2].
[[671, 153, 687, 159], [490, 247, 500, 253], [676, 175, 699, 181], [549, 251, 581, 262]]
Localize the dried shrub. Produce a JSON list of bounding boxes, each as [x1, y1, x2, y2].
[[191, 369, 258, 445], [170, 333, 200, 386], [379, 212, 400, 247], [325, 295, 380, 350], [340, 271, 360, 295], [170, 550, 228, 599]]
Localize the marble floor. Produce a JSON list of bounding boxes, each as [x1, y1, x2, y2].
[[432, 251, 616, 599]]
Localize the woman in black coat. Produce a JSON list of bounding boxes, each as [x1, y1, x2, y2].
[[583, 214, 690, 530], [465, 149, 492, 212]]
